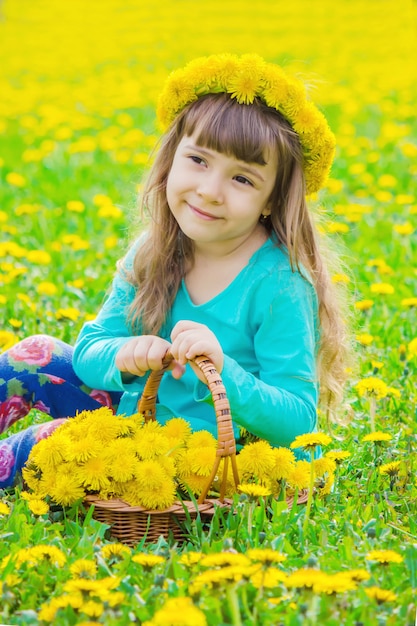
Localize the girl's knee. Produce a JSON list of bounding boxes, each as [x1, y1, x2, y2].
[[7, 335, 72, 368]]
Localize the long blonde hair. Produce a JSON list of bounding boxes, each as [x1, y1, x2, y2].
[[125, 94, 350, 414]]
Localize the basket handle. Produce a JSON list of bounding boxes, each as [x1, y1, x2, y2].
[[137, 351, 239, 503]]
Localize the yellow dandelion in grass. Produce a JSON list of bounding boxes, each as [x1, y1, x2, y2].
[[290, 432, 332, 452], [344, 569, 371, 582], [101, 543, 131, 560], [250, 567, 288, 588], [355, 377, 389, 399], [366, 550, 404, 564], [312, 572, 358, 594], [354, 299, 374, 311], [285, 568, 324, 589], [0, 502, 11, 515], [314, 457, 336, 477], [132, 554, 165, 568], [37, 281, 58, 296], [408, 338, 417, 359], [49, 471, 86, 506], [238, 483, 271, 498], [144, 596, 207, 626], [179, 472, 211, 497], [178, 552, 203, 567], [200, 552, 251, 568], [393, 222, 414, 235], [30, 545, 67, 567], [79, 600, 104, 618], [0, 330, 18, 351], [379, 461, 401, 476], [401, 297, 417, 307], [27, 498, 49, 516], [237, 440, 276, 479], [69, 559, 97, 578], [365, 586, 397, 603], [6, 172, 27, 187], [286, 460, 311, 491], [325, 450, 351, 464], [356, 333, 374, 346], [370, 282, 395, 295], [362, 431, 392, 443], [247, 548, 286, 565]]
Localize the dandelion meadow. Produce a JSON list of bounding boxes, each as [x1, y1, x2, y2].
[[1, 0, 417, 624]]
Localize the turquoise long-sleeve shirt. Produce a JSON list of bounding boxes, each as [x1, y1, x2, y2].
[[73, 235, 319, 449]]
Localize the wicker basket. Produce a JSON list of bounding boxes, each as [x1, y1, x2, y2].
[[85, 352, 240, 545]]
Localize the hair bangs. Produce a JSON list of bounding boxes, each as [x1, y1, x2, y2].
[[180, 94, 281, 165]]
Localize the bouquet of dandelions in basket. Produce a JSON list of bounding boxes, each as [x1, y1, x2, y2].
[[22, 407, 333, 510]]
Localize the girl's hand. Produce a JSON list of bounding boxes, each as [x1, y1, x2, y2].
[[115, 336, 185, 380], [170, 321, 224, 383]]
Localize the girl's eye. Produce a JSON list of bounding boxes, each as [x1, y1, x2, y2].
[[189, 155, 205, 165], [235, 175, 253, 186]]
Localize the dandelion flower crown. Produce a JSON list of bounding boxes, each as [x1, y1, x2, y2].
[[157, 53, 336, 195]]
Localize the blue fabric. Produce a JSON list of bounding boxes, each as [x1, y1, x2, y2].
[[73, 235, 319, 448], [0, 336, 122, 487]]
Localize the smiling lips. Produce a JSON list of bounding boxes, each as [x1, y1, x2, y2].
[[187, 202, 221, 221]]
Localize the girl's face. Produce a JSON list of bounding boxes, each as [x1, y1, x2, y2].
[[166, 134, 277, 256]]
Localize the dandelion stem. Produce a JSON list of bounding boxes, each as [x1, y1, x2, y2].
[[226, 585, 243, 626], [369, 397, 376, 431], [302, 451, 316, 535]]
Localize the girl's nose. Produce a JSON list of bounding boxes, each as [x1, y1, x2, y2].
[[196, 172, 224, 204]]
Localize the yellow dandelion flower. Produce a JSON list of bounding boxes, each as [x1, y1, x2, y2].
[[178, 551, 203, 566], [312, 572, 357, 594], [179, 472, 211, 496], [0, 502, 11, 515], [103, 440, 139, 482], [285, 568, 324, 589], [379, 461, 401, 476], [237, 440, 276, 479], [6, 172, 27, 187], [355, 377, 389, 399], [27, 498, 49, 516], [356, 333, 374, 346], [354, 299, 374, 311], [187, 430, 217, 449], [365, 586, 397, 603], [370, 283, 395, 295], [393, 222, 414, 235], [344, 569, 371, 582], [325, 450, 351, 464], [401, 297, 417, 307], [238, 483, 271, 498], [147, 596, 207, 626], [49, 471, 86, 506], [290, 432, 332, 451], [286, 460, 311, 491], [314, 457, 336, 477], [76, 457, 110, 492], [362, 431, 392, 443], [101, 543, 131, 560], [408, 338, 417, 359], [163, 417, 191, 442], [132, 554, 165, 568], [247, 548, 286, 565], [134, 422, 171, 459], [29, 431, 71, 470], [269, 447, 296, 481], [200, 552, 251, 568], [181, 446, 216, 477], [366, 550, 403, 564], [69, 559, 98, 578], [30, 545, 67, 567], [79, 600, 104, 618], [251, 567, 288, 588]]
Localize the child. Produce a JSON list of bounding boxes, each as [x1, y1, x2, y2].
[[0, 54, 347, 489]]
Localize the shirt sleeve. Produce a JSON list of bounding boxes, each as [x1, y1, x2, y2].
[[194, 269, 319, 448], [72, 241, 148, 393]]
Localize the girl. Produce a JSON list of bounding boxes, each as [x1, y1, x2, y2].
[[0, 54, 347, 488]]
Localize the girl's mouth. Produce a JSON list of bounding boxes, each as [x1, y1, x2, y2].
[[188, 203, 220, 220]]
